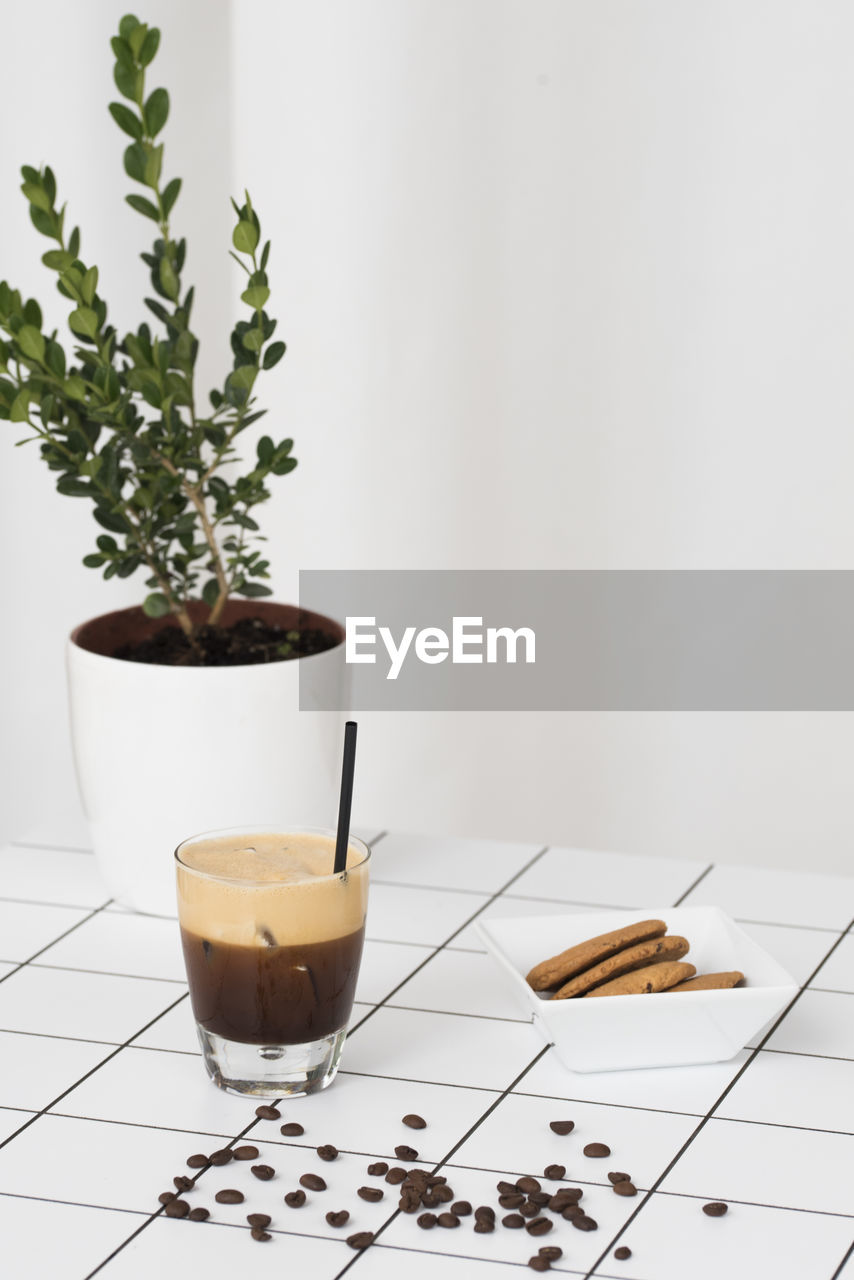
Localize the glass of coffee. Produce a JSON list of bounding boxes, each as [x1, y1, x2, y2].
[[175, 825, 370, 1097]]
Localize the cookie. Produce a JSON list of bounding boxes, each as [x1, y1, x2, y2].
[[582, 960, 695, 997], [526, 920, 667, 992], [551, 935, 690, 999], [667, 971, 744, 992]]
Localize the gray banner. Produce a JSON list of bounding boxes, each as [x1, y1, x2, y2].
[[299, 570, 854, 710]]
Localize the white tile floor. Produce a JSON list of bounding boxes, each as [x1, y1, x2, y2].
[[0, 833, 850, 1280]]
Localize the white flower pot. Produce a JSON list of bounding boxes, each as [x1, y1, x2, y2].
[[67, 601, 346, 916]]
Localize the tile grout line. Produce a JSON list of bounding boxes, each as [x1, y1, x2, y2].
[[671, 863, 714, 906], [332, 1044, 552, 1280], [829, 1238, 854, 1280], [0, 898, 114, 989], [346, 845, 550, 1036], [581, 908, 854, 1279]]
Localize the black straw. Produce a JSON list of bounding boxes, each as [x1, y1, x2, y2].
[[333, 721, 358, 874]]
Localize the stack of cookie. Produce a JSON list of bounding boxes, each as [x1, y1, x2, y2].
[[525, 919, 744, 999]]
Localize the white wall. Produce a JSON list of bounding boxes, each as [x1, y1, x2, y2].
[[2, 1, 854, 875]]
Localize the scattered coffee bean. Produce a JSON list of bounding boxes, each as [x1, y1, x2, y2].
[[417, 1212, 437, 1229], [251, 1165, 275, 1181], [255, 1105, 281, 1120], [543, 1164, 566, 1181], [503, 1213, 525, 1229], [539, 1248, 563, 1262], [250, 1228, 271, 1242], [279, 1122, 304, 1137], [188, 1207, 209, 1222], [247, 1214, 271, 1229], [550, 1187, 583, 1209], [399, 1187, 421, 1214], [186, 1154, 208, 1169], [451, 1200, 472, 1216], [571, 1214, 598, 1231], [326, 1210, 350, 1228], [215, 1189, 244, 1205], [474, 1219, 495, 1234], [562, 1204, 584, 1220], [368, 1161, 389, 1176], [497, 1180, 518, 1195], [317, 1144, 338, 1162], [164, 1199, 190, 1218], [421, 1191, 439, 1208], [517, 1176, 542, 1195], [395, 1144, 418, 1161], [520, 1201, 539, 1219], [527, 1216, 553, 1236], [614, 1246, 632, 1260], [358, 1186, 384, 1203], [608, 1171, 631, 1184], [299, 1173, 326, 1192], [583, 1143, 611, 1158], [433, 1184, 454, 1203], [703, 1202, 728, 1217], [385, 1167, 407, 1185], [613, 1180, 637, 1197], [347, 1231, 374, 1250], [437, 1212, 460, 1228], [403, 1113, 427, 1129], [550, 1120, 574, 1135], [173, 1175, 193, 1192], [529, 1191, 550, 1207], [284, 1190, 306, 1208], [233, 1145, 259, 1161], [475, 1205, 496, 1221], [158, 1192, 176, 1205], [209, 1149, 233, 1166], [528, 1258, 550, 1273], [428, 1174, 447, 1186], [499, 1193, 525, 1209]]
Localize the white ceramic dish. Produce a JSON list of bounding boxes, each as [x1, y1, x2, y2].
[[477, 906, 797, 1072]]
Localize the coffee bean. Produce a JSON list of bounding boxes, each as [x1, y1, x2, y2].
[[188, 1207, 209, 1222], [475, 1205, 496, 1220], [550, 1120, 574, 1135], [358, 1186, 384, 1202], [543, 1164, 566, 1181], [247, 1214, 271, 1229], [614, 1246, 632, 1260], [385, 1167, 407, 1185], [347, 1231, 374, 1250], [395, 1144, 418, 1161], [164, 1199, 190, 1218], [613, 1181, 637, 1197], [474, 1219, 495, 1233], [186, 1154, 208, 1169], [317, 1144, 338, 1162], [299, 1173, 326, 1191], [399, 1188, 421, 1214], [326, 1210, 350, 1227], [428, 1174, 447, 1186], [550, 1187, 583, 1210], [529, 1191, 550, 1207], [417, 1212, 437, 1229], [528, 1259, 550, 1273], [527, 1216, 553, 1236], [451, 1200, 472, 1216], [571, 1214, 598, 1231], [421, 1191, 439, 1208], [284, 1190, 306, 1208], [562, 1204, 584, 1220], [438, 1212, 460, 1228], [255, 1105, 281, 1120], [280, 1122, 304, 1137], [251, 1228, 271, 1242], [499, 1193, 525, 1209], [497, 1180, 518, 1195], [608, 1171, 631, 1184], [428, 1184, 451, 1203], [539, 1248, 563, 1261], [517, 1176, 542, 1195], [405, 1168, 429, 1186], [503, 1213, 525, 1229], [703, 1202, 728, 1217], [158, 1191, 176, 1205], [368, 1161, 389, 1176], [403, 1113, 427, 1128], [233, 1145, 259, 1161], [215, 1189, 244, 1204], [251, 1165, 275, 1181], [173, 1175, 193, 1192], [583, 1143, 611, 1158], [209, 1149, 232, 1165]]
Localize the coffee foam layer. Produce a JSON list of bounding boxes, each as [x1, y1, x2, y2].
[[176, 831, 369, 946]]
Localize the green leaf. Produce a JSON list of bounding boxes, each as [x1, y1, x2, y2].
[[68, 226, 80, 257], [241, 285, 269, 310], [23, 298, 42, 328], [65, 375, 87, 400], [127, 21, 148, 59], [143, 143, 163, 188], [143, 87, 169, 137], [21, 181, 51, 212], [111, 34, 133, 66], [161, 176, 181, 217], [29, 205, 57, 239], [139, 26, 161, 66], [241, 328, 263, 352], [237, 582, 273, 598], [158, 257, 179, 300], [69, 307, 98, 339], [42, 249, 74, 271], [81, 266, 98, 306], [83, 553, 105, 568], [109, 102, 143, 140], [272, 455, 297, 476], [257, 435, 274, 464], [96, 534, 118, 553], [45, 341, 66, 378], [114, 60, 142, 102], [17, 325, 45, 363], [232, 220, 259, 254], [94, 507, 127, 533], [260, 240, 271, 271], [232, 512, 259, 530], [118, 15, 140, 40], [123, 142, 147, 183], [10, 390, 29, 422], [142, 592, 170, 618], [56, 476, 92, 497], [262, 340, 286, 370], [201, 578, 220, 607], [229, 364, 257, 391], [125, 193, 159, 220]]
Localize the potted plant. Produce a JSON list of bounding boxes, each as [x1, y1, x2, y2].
[[0, 14, 346, 913]]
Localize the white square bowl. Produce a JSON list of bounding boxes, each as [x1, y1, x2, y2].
[[476, 906, 797, 1072]]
